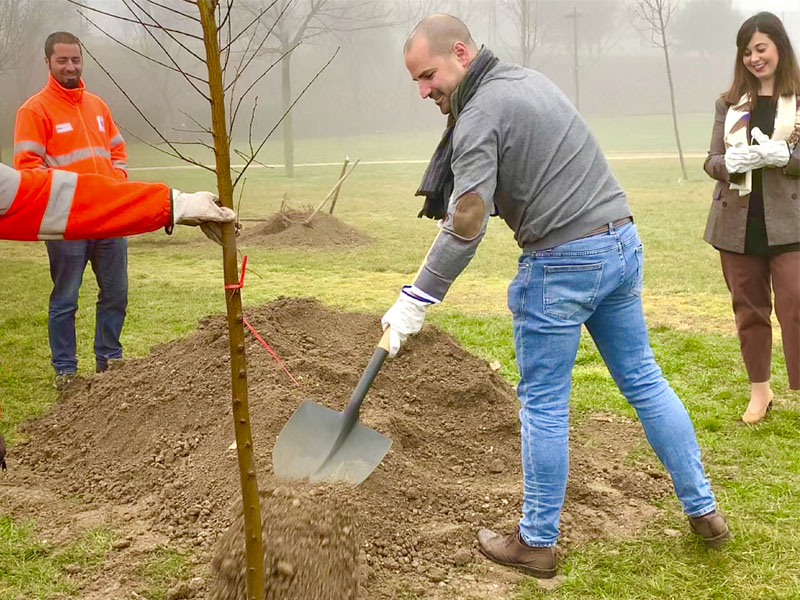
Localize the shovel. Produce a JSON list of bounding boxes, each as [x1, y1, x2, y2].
[[272, 328, 392, 486]]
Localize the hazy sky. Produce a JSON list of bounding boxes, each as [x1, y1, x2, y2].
[[734, 0, 799, 13]]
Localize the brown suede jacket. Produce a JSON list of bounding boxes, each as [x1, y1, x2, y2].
[[703, 96, 800, 253]]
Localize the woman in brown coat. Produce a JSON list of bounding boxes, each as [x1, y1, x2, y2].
[[704, 12, 800, 424]]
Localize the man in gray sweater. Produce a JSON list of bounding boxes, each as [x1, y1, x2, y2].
[[381, 14, 730, 578]]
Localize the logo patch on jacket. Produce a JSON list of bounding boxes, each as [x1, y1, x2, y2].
[[97, 116, 105, 132], [55, 122, 73, 134]]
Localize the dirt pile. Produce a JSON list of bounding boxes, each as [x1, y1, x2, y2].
[[13, 297, 671, 599], [238, 209, 370, 248], [210, 487, 358, 600]]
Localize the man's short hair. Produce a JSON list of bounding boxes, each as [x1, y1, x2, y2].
[[404, 14, 477, 56], [45, 32, 82, 59]]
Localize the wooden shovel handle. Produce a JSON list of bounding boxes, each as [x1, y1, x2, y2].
[[378, 326, 391, 353]]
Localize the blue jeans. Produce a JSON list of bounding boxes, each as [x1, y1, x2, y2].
[[508, 222, 715, 547], [46, 238, 128, 374]]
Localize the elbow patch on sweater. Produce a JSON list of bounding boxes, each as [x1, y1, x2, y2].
[[452, 192, 485, 239]]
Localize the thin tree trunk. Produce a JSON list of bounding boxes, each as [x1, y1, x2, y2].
[[522, 0, 530, 67], [660, 25, 688, 180], [282, 52, 295, 178], [197, 3, 264, 600]]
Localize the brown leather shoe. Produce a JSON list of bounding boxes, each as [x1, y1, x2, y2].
[[688, 510, 731, 547], [476, 527, 556, 578]]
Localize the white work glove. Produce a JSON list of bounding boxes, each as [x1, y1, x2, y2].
[[172, 190, 236, 245], [381, 285, 438, 358], [724, 145, 766, 174], [751, 127, 791, 168]]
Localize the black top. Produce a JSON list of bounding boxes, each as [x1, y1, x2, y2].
[[746, 96, 800, 255]]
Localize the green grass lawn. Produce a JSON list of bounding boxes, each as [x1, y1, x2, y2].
[[1, 131, 798, 599]]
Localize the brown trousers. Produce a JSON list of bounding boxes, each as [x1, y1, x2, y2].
[[720, 250, 800, 389]]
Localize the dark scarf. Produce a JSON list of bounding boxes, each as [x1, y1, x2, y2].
[[415, 46, 499, 219]]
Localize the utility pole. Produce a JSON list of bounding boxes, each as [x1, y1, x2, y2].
[[564, 6, 582, 112]]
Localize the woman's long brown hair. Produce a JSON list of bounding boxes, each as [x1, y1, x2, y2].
[[723, 12, 800, 108]]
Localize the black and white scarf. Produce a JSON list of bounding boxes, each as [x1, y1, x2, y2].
[[415, 47, 499, 219]]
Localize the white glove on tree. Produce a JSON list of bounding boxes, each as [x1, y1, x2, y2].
[[724, 145, 766, 174], [172, 190, 236, 245], [750, 127, 791, 168], [381, 285, 438, 358]]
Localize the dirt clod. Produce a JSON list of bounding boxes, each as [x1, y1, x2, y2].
[[488, 458, 505, 473], [452, 548, 472, 565]]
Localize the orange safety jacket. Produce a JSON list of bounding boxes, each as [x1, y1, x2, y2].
[[14, 75, 128, 180], [0, 163, 171, 241]]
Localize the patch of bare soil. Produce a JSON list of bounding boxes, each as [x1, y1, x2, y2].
[[210, 488, 358, 600], [7, 297, 671, 599], [238, 209, 371, 249]]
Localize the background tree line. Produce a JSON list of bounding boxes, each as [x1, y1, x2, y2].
[[0, 0, 794, 168]]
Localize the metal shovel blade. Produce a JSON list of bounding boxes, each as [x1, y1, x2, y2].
[[272, 399, 391, 485], [272, 330, 393, 486]]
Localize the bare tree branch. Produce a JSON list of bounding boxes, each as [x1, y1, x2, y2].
[[220, 0, 279, 52], [78, 10, 208, 85], [81, 43, 213, 172], [123, 0, 207, 62], [226, 0, 295, 91], [179, 108, 213, 134], [215, 0, 232, 83], [246, 95, 259, 156], [218, 0, 233, 31], [142, 0, 201, 21], [628, 0, 687, 179], [233, 47, 339, 187], [121, 124, 214, 171], [64, 0, 203, 39], [228, 42, 300, 137], [104, 1, 209, 98], [629, 0, 679, 49]]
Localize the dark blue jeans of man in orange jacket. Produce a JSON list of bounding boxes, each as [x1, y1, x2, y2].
[[45, 237, 127, 374]]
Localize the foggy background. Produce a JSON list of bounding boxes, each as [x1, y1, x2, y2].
[[0, 0, 798, 164]]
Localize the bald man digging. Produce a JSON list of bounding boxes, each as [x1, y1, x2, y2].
[[380, 14, 730, 578]]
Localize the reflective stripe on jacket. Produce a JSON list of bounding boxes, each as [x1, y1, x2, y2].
[[0, 163, 170, 241], [14, 75, 127, 180]]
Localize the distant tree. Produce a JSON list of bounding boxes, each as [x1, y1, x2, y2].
[[396, 0, 456, 21], [248, 0, 389, 177], [629, 0, 688, 180], [0, 0, 47, 161], [503, 0, 542, 67], [538, 0, 621, 60], [672, 0, 742, 56], [576, 0, 622, 59]]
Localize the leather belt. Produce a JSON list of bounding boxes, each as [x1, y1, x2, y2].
[[578, 216, 633, 239]]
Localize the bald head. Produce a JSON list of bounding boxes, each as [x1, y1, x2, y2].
[[404, 14, 477, 57]]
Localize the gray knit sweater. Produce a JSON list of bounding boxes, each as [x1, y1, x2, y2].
[[413, 61, 631, 301]]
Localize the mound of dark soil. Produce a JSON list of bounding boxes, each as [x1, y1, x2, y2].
[[210, 487, 358, 600], [239, 209, 370, 248], [13, 297, 671, 599]]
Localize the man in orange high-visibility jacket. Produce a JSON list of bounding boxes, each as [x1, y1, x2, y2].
[[0, 162, 235, 242], [0, 162, 234, 470], [15, 31, 137, 385]]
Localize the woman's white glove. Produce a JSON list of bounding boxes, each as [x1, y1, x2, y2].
[[751, 127, 791, 168], [172, 190, 236, 245], [724, 145, 766, 174], [381, 285, 438, 357]]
